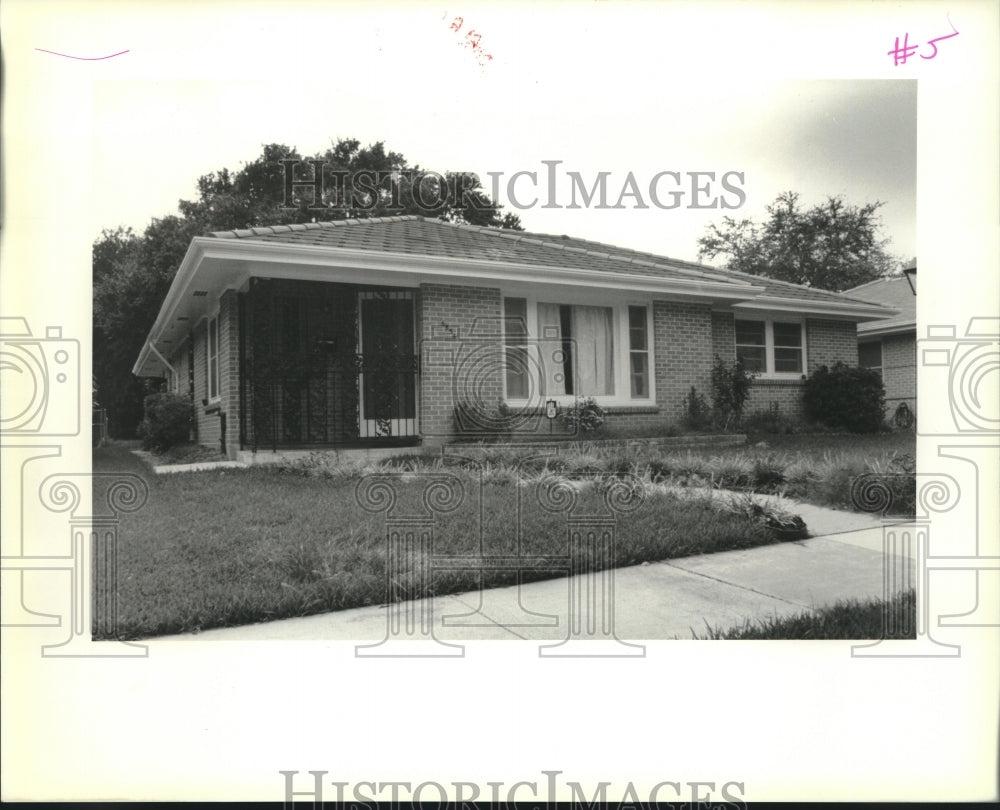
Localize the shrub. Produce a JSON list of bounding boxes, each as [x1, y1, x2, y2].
[[681, 387, 712, 431], [723, 493, 808, 540], [137, 393, 193, 452], [751, 455, 786, 491], [803, 362, 885, 433], [560, 396, 605, 433], [710, 356, 757, 429], [743, 403, 799, 435], [863, 452, 917, 515]]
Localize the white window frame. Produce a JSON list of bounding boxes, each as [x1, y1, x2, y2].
[[501, 295, 655, 407], [734, 317, 807, 379], [206, 312, 220, 403]]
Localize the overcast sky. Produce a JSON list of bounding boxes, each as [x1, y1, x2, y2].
[[91, 7, 916, 266]]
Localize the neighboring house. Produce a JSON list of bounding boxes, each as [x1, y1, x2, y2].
[[132, 216, 895, 459], [845, 266, 917, 421]]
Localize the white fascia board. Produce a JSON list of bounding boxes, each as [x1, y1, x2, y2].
[[732, 295, 901, 321], [132, 239, 205, 376], [857, 320, 917, 338], [134, 237, 769, 374], [199, 238, 764, 297]]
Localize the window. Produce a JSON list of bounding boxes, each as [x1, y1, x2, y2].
[[207, 315, 219, 401], [502, 298, 653, 402], [503, 297, 530, 399], [735, 319, 804, 376], [772, 322, 804, 373], [735, 320, 767, 373], [538, 302, 614, 396], [628, 305, 650, 398], [859, 341, 883, 375]]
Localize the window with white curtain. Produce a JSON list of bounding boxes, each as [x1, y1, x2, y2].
[[502, 297, 653, 402], [537, 302, 614, 396]]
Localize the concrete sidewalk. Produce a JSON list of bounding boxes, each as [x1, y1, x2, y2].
[[150, 508, 911, 644]]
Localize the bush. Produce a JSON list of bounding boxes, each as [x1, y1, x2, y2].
[[137, 393, 193, 452], [681, 387, 712, 431], [560, 396, 605, 433], [743, 403, 799, 435], [710, 356, 757, 429], [803, 362, 885, 433]]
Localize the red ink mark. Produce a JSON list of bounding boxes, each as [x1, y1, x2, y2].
[[35, 48, 130, 61], [443, 13, 493, 68], [889, 16, 958, 66]]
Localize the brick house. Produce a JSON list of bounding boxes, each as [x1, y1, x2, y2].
[[845, 266, 917, 421], [132, 216, 895, 459]]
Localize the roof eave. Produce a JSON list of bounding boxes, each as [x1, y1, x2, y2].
[[133, 238, 774, 374], [132, 238, 208, 377], [731, 295, 901, 321], [858, 320, 917, 337]]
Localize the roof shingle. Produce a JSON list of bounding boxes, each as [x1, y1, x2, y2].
[[210, 215, 891, 307]]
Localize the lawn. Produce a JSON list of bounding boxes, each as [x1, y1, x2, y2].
[[405, 429, 917, 514], [94, 442, 804, 639], [693, 589, 917, 640]]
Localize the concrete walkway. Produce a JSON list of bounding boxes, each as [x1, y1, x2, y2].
[[149, 498, 911, 643]]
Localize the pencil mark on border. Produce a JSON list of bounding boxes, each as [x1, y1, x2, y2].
[[34, 48, 130, 61]]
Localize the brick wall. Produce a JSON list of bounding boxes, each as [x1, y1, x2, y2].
[[879, 332, 917, 414], [711, 311, 735, 362], [806, 319, 858, 373], [187, 319, 211, 448], [743, 380, 807, 418], [181, 291, 241, 457], [716, 316, 861, 420], [219, 290, 241, 457], [419, 283, 504, 443], [652, 300, 714, 422]]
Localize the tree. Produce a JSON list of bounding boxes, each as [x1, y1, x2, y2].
[[93, 138, 522, 437], [697, 191, 900, 291]]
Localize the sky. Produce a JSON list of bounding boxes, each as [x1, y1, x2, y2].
[[89, 8, 917, 267]]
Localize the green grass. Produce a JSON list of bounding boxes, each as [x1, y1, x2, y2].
[[694, 590, 916, 640], [93, 443, 803, 640], [423, 430, 916, 514], [152, 443, 228, 465]]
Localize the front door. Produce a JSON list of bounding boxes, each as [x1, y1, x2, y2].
[[357, 290, 417, 438]]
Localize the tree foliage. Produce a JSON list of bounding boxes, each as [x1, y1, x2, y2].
[[93, 138, 523, 437], [697, 191, 900, 291]]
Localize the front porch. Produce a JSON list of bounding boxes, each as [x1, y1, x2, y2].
[[238, 278, 420, 453]]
